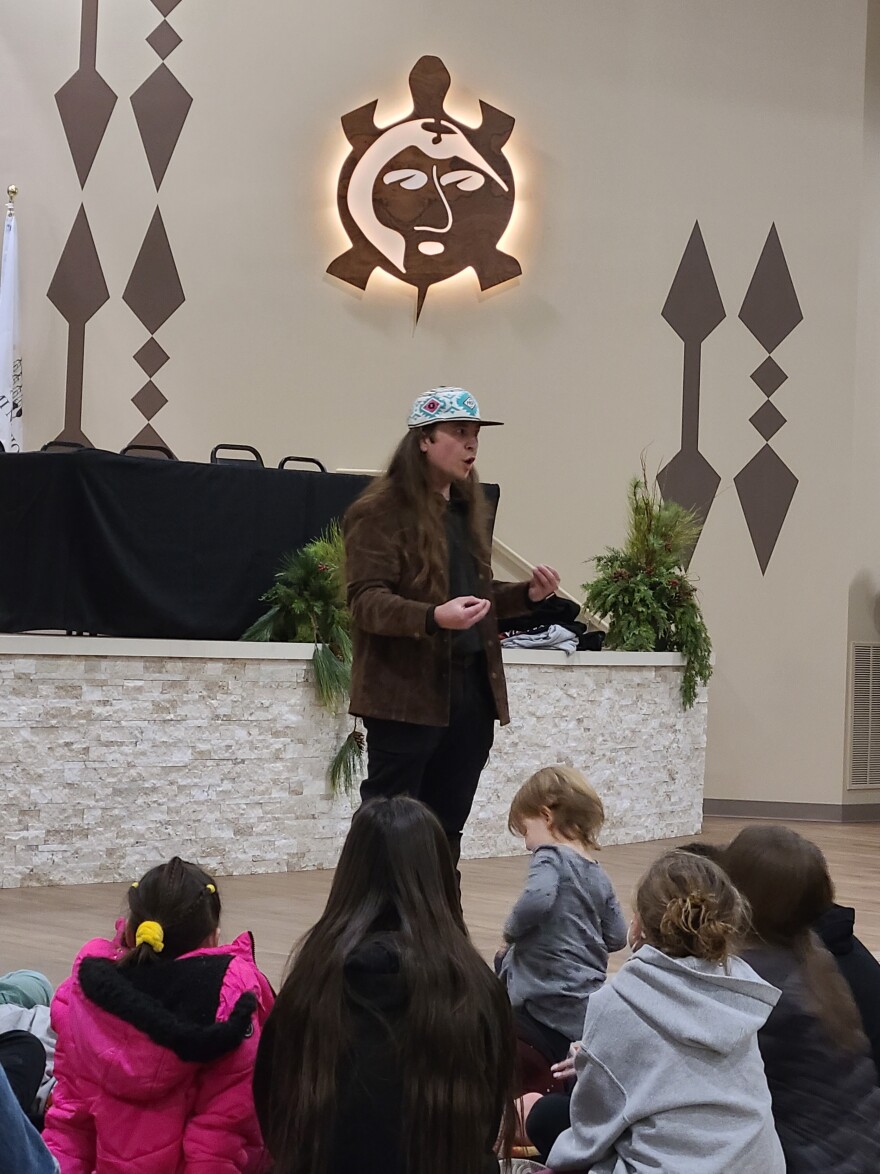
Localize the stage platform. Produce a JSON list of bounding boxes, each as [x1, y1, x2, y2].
[[0, 635, 707, 888]]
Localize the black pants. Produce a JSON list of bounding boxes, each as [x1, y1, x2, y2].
[[362, 657, 496, 870], [526, 1092, 572, 1164], [0, 1030, 46, 1117]]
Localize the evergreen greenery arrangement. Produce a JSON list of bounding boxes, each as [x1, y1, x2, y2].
[[241, 523, 364, 793], [582, 469, 712, 709]]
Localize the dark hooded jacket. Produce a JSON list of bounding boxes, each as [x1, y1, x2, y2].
[[814, 903, 880, 1080], [743, 943, 880, 1174]]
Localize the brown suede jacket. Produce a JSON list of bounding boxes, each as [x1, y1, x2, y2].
[[343, 490, 531, 727]]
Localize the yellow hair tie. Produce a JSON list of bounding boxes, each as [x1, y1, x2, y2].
[[130, 881, 139, 889], [135, 920, 164, 953], [206, 884, 216, 894]]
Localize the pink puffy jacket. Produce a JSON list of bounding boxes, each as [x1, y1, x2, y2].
[[43, 929, 274, 1174]]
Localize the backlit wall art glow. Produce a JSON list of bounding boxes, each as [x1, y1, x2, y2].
[[327, 56, 521, 321]]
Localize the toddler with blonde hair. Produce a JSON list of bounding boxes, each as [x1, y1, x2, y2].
[[499, 766, 627, 1064]]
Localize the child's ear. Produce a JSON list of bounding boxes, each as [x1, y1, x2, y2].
[[540, 805, 555, 827]]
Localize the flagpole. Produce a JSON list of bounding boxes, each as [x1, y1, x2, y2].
[[0, 184, 22, 453]]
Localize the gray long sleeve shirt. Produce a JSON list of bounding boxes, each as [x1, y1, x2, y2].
[[500, 844, 627, 1040]]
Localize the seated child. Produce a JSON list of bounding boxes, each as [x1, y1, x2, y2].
[[253, 796, 516, 1174], [499, 766, 627, 1063], [681, 837, 880, 1082], [0, 968, 55, 1121], [527, 849, 786, 1173], [43, 857, 274, 1174], [723, 826, 880, 1171]]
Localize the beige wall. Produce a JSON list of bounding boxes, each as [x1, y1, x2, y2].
[[3, 0, 878, 807]]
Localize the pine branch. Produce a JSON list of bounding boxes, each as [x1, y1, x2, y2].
[[328, 726, 366, 795]]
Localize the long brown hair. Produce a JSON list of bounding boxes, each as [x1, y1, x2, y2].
[[723, 825, 866, 1052], [261, 797, 516, 1174], [636, 849, 747, 964], [346, 428, 493, 597]]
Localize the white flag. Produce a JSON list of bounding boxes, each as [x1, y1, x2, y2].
[[0, 199, 23, 452]]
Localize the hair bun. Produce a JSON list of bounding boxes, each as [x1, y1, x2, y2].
[[659, 892, 734, 963]]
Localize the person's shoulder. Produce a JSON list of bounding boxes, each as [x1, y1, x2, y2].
[[345, 483, 410, 532], [73, 936, 124, 971], [548, 847, 608, 882], [574, 857, 616, 891], [581, 975, 630, 1044], [530, 845, 568, 870], [741, 944, 798, 987], [198, 934, 275, 1019]]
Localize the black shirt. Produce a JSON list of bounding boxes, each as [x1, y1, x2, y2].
[[445, 497, 483, 659]]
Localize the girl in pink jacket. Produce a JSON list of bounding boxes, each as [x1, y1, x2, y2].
[[43, 857, 274, 1174]]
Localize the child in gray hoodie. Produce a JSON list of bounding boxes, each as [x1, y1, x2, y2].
[[499, 767, 627, 1063], [528, 849, 785, 1174]]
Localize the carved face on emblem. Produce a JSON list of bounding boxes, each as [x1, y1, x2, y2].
[[327, 57, 522, 319]]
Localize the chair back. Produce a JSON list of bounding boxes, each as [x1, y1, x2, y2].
[[278, 455, 327, 472], [121, 443, 176, 460], [40, 440, 86, 453], [210, 443, 264, 466]]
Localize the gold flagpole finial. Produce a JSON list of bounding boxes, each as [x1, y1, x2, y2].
[[6, 185, 17, 204]]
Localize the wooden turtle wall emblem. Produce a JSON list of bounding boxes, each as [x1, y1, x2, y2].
[[327, 56, 521, 320]]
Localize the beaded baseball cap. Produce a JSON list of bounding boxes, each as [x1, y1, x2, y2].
[[407, 387, 504, 429]]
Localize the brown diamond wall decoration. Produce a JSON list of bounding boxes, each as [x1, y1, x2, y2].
[[55, 68, 118, 188], [131, 64, 193, 190], [53, 0, 117, 189], [750, 355, 787, 397], [749, 400, 786, 442], [133, 337, 170, 377], [146, 21, 183, 61], [736, 224, 803, 573], [132, 381, 168, 420], [739, 224, 803, 353], [48, 206, 110, 326], [123, 209, 185, 334]]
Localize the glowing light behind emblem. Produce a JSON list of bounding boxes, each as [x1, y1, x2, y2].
[[327, 56, 522, 321]]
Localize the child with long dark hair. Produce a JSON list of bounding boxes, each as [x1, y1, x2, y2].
[[44, 858, 273, 1173], [525, 849, 785, 1173], [723, 825, 880, 1172], [499, 766, 627, 1064], [680, 835, 880, 1079], [253, 796, 516, 1174]]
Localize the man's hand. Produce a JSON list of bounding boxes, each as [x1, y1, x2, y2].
[[434, 596, 491, 630], [528, 564, 561, 603]]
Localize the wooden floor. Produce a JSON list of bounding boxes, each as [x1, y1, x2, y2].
[[1, 817, 877, 991]]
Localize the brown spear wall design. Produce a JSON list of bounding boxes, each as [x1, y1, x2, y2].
[[657, 222, 725, 552], [49, 0, 117, 446], [735, 224, 803, 573], [124, 0, 191, 453]]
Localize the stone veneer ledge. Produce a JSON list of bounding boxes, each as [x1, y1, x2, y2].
[[0, 636, 707, 887]]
